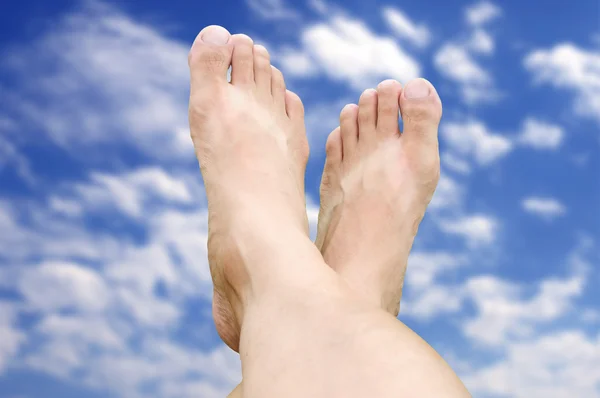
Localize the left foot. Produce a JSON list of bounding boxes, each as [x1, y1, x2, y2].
[[188, 26, 310, 353]]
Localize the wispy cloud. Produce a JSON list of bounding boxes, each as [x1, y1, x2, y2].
[[464, 330, 600, 398], [439, 214, 498, 246], [3, 1, 192, 161], [524, 43, 600, 125], [279, 15, 420, 89], [442, 119, 513, 166], [518, 118, 565, 149], [465, 1, 502, 26], [382, 7, 431, 48], [246, 0, 300, 20], [522, 197, 566, 219], [434, 43, 498, 103], [434, 2, 502, 103]]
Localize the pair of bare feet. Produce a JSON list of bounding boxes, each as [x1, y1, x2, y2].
[[189, 25, 468, 397]]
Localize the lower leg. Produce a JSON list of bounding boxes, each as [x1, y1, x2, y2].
[[188, 26, 468, 398], [238, 263, 469, 398]]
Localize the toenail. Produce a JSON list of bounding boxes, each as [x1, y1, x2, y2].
[[404, 79, 431, 99], [200, 25, 231, 45]]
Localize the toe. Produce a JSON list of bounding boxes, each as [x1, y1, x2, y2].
[[325, 127, 343, 166], [357, 89, 378, 146], [230, 34, 255, 86], [188, 25, 233, 86], [399, 78, 442, 148], [285, 90, 304, 121], [376, 79, 402, 137], [271, 66, 286, 111], [253, 44, 272, 97], [339, 104, 359, 157], [285, 89, 309, 164]]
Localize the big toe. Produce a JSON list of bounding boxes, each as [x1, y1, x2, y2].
[[399, 78, 442, 148], [188, 25, 233, 86], [400, 78, 442, 184]]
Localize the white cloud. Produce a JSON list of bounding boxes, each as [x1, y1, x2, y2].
[[309, 0, 328, 15], [36, 315, 124, 349], [524, 43, 600, 125], [48, 196, 83, 217], [281, 16, 420, 89], [442, 120, 513, 165], [0, 134, 35, 185], [382, 7, 431, 48], [468, 29, 494, 54], [19, 261, 110, 313], [463, 263, 585, 346], [439, 214, 497, 246], [277, 47, 319, 77], [0, 4, 241, 394], [522, 197, 566, 219], [464, 330, 600, 398], [406, 252, 465, 290], [404, 284, 463, 319], [402, 252, 466, 319], [435, 2, 501, 102], [441, 152, 472, 174], [0, 302, 25, 373], [434, 43, 497, 103], [4, 197, 235, 396], [0, 199, 121, 262], [246, 0, 299, 20], [3, 1, 192, 160], [465, 2, 502, 26], [435, 44, 489, 84], [518, 118, 565, 149], [73, 167, 193, 218]]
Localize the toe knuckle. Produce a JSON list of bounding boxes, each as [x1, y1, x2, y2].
[[379, 102, 398, 116], [325, 129, 340, 151], [340, 105, 357, 120], [359, 110, 374, 123], [190, 49, 228, 72], [403, 101, 441, 123]]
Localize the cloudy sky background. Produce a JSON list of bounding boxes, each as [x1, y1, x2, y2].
[[0, 0, 599, 397]]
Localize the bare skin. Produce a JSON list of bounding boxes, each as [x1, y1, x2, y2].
[[229, 77, 443, 397], [316, 78, 442, 315], [189, 26, 310, 353], [190, 26, 470, 398]]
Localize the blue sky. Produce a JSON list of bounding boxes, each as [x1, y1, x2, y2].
[[0, 0, 599, 397]]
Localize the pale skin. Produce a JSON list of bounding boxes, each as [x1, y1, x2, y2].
[[189, 25, 471, 398]]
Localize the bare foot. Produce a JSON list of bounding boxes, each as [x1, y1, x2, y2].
[[316, 78, 442, 315], [188, 26, 309, 352], [229, 79, 443, 397]]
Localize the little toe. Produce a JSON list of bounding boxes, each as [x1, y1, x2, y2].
[[339, 104, 359, 158], [271, 66, 287, 111], [376, 79, 402, 138], [253, 44, 272, 97], [357, 89, 378, 147], [285, 90, 304, 121], [285, 89, 309, 164], [325, 126, 343, 167], [188, 25, 233, 89], [230, 34, 255, 86]]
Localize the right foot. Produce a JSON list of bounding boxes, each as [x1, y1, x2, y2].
[[188, 26, 310, 352], [316, 78, 443, 315]]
